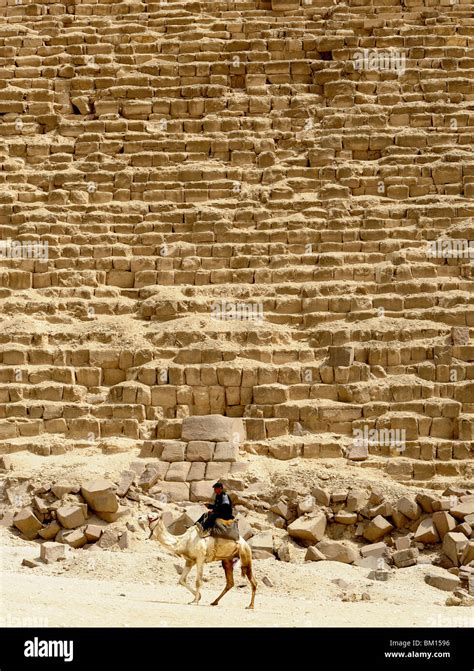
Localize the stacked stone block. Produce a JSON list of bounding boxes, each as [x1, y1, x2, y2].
[[139, 415, 247, 501], [0, 0, 472, 486]]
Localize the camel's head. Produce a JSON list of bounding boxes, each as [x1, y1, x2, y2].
[[147, 511, 160, 525], [144, 511, 161, 539]]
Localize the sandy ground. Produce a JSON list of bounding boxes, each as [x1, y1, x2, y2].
[[2, 531, 473, 629], [1, 451, 473, 629]]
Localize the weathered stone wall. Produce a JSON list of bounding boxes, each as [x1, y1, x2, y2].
[[0, 0, 472, 485]]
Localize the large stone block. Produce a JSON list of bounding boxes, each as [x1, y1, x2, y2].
[[58, 529, 87, 549], [271, 0, 301, 11], [328, 346, 354, 367], [315, 540, 358, 564], [360, 542, 388, 558], [270, 499, 291, 520], [51, 482, 79, 498], [186, 462, 206, 481], [346, 489, 367, 512], [451, 327, 470, 346], [238, 518, 254, 540], [347, 443, 369, 461], [160, 441, 186, 462], [13, 508, 42, 539], [182, 415, 245, 443], [159, 481, 190, 502], [40, 542, 66, 563], [96, 506, 129, 523], [84, 525, 103, 542], [56, 505, 87, 530], [432, 165, 462, 185], [0, 455, 13, 470], [460, 541, 474, 566], [450, 500, 474, 521], [432, 511, 456, 539], [165, 462, 191, 482], [248, 531, 273, 553], [416, 494, 437, 514], [81, 480, 118, 513], [139, 463, 167, 491], [334, 512, 357, 525], [442, 532, 468, 566], [186, 441, 214, 462], [287, 512, 326, 544], [269, 443, 302, 460], [190, 480, 214, 502], [305, 546, 326, 562], [298, 496, 315, 516], [392, 508, 411, 529], [245, 418, 266, 440], [396, 496, 421, 520], [205, 462, 231, 480], [425, 573, 461, 592], [213, 442, 239, 462], [116, 470, 136, 497], [38, 521, 61, 540], [392, 547, 419, 568], [363, 515, 393, 542], [414, 517, 439, 544], [253, 385, 288, 404], [312, 487, 330, 507], [97, 528, 120, 549]]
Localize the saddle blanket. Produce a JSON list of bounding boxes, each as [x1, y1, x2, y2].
[[210, 518, 240, 541]]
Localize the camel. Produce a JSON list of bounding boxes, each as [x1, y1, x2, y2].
[[147, 513, 257, 609]]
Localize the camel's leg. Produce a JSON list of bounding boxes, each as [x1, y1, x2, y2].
[[190, 560, 204, 605], [242, 563, 257, 610], [210, 560, 234, 606], [178, 560, 196, 597]]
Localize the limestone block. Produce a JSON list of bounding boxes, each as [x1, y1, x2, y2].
[[213, 442, 239, 462], [186, 441, 215, 462], [181, 415, 245, 443], [81, 480, 118, 513], [287, 512, 326, 543]]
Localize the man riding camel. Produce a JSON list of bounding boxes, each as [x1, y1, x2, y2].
[[196, 482, 234, 532]]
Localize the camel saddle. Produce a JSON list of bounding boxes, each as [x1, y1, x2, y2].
[[210, 518, 240, 541]]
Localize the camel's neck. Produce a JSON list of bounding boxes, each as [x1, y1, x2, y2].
[[152, 520, 199, 556], [152, 520, 179, 553]]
